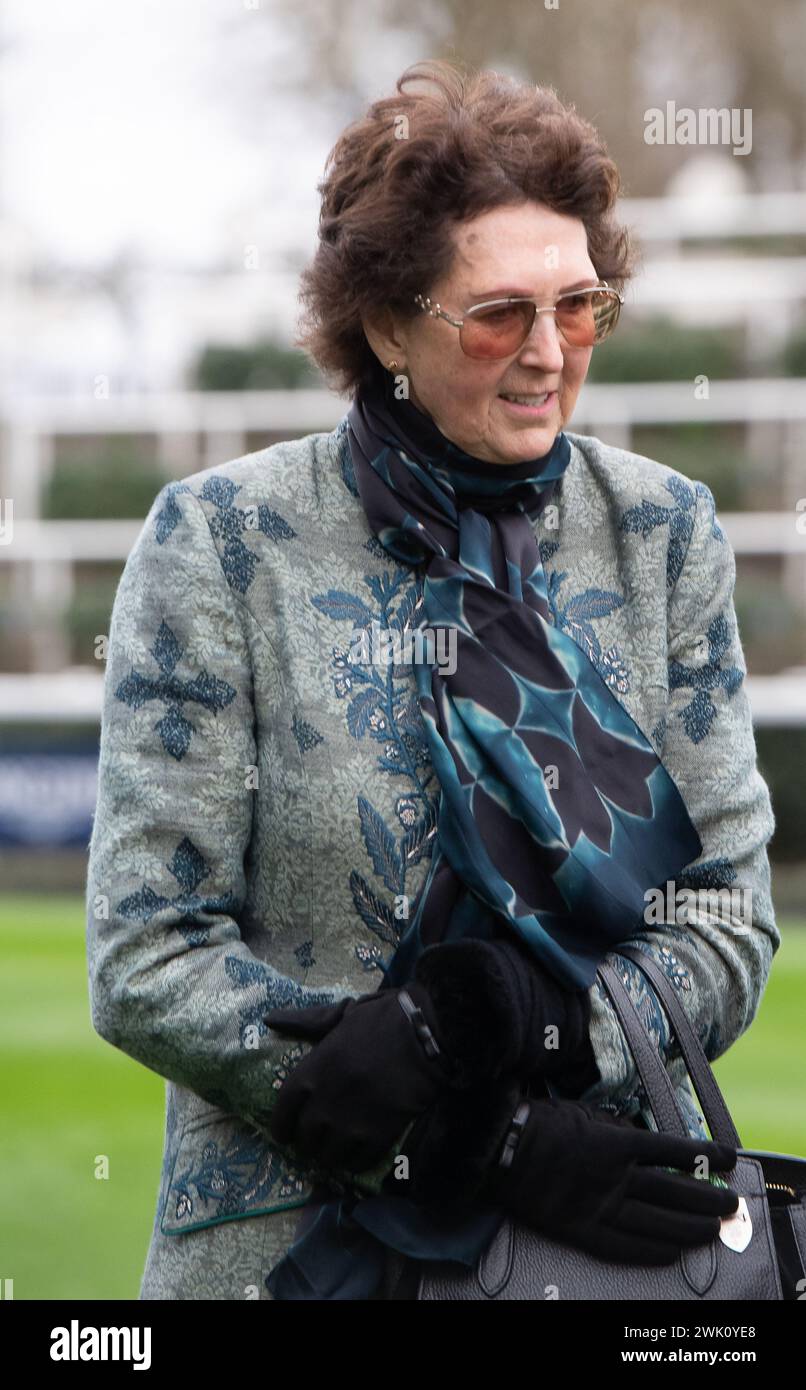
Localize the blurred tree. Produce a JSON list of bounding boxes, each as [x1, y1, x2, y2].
[[756, 728, 806, 861], [734, 576, 806, 675], [586, 320, 746, 383], [42, 442, 166, 520], [777, 324, 806, 376], [190, 340, 321, 390], [222, 0, 806, 197], [65, 576, 121, 666], [630, 424, 747, 512]]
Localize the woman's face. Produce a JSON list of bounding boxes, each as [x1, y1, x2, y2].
[[365, 201, 597, 464]]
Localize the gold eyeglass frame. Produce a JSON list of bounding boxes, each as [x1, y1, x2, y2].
[[413, 281, 624, 355]]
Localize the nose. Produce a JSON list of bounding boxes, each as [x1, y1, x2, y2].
[[516, 310, 565, 369]]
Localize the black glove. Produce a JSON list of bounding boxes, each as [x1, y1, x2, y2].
[[414, 934, 601, 1094], [264, 935, 596, 1172], [485, 1092, 740, 1265], [393, 1082, 740, 1266], [264, 985, 454, 1170], [264, 934, 531, 1170]]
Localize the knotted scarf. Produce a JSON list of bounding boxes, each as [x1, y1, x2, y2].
[[265, 353, 702, 1299]]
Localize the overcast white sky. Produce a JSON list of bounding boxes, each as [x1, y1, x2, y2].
[[2, 1, 785, 393], [0, 0, 337, 269], [0, 0, 433, 390]]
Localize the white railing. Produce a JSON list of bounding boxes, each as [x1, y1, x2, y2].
[[3, 377, 806, 512], [619, 191, 806, 241], [0, 381, 805, 723]]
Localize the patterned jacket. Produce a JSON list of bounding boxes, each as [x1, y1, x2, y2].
[[85, 416, 779, 1298]]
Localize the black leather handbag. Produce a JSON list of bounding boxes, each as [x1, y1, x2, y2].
[[414, 945, 806, 1301]]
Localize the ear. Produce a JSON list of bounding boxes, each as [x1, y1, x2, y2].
[[360, 305, 409, 370]]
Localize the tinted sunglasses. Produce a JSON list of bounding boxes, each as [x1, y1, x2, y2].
[[413, 282, 624, 359]]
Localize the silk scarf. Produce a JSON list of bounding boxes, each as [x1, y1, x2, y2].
[[265, 353, 702, 1299]]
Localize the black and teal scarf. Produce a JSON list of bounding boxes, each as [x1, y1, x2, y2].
[[265, 354, 701, 1299]]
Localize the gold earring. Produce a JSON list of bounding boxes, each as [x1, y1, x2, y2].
[[387, 359, 400, 372]]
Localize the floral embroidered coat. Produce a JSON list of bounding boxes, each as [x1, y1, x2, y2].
[[85, 416, 780, 1300]]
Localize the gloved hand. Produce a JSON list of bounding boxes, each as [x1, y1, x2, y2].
[[264, 984, 453, 1170], [483, 1092, 740, 1266], [264, 934, 595, 1171], [431, 934, 601, 1094], [393, 1081, 740, 1266]]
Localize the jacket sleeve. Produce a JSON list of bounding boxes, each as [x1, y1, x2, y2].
[[85, 480, 394, 1196], [578, 479, 780, 1125]]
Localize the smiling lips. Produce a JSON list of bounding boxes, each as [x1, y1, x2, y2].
[[499, 389, 558, 416]]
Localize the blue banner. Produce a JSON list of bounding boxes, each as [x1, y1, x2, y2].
[[0, 748, 99, 847]]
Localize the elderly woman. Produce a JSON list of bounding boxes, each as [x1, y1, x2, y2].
[[86, 59, 777, 1301]]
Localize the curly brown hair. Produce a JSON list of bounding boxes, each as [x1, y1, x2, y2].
[[295, 57, 639, 398]]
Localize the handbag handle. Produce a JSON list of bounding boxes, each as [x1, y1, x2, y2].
[[592, 950, 742, 1147], [594, 960, 688, 1137], [617, 944, 742, 1148]]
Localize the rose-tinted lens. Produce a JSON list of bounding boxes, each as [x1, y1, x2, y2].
[[460, 301, 535, 359], [556, 289, 620, 346]]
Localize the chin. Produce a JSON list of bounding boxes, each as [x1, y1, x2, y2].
[[500, 425, 557, 459]]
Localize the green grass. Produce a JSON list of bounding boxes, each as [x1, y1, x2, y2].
[[708, 922, 806, 1156], [1, 896, 804, 1299], [0, 896, 164, 1299]]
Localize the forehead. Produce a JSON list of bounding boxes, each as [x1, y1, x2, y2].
[[446, 202, 595, 290]]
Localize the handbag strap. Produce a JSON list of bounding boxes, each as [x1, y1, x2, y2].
[[596, 961, 690, 1137], [616, 944, 742, 1147]]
